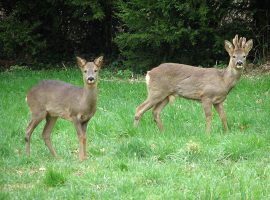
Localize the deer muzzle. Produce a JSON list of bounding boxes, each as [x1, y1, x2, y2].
[[236, 60, 244, 69], [87, 76, 95, 84]]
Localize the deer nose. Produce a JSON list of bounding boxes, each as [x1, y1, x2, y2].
[[236, 60, 243, 65], [87, 77, 95, 81]]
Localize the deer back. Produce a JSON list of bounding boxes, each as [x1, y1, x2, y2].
[[146, 63, 226, 102]]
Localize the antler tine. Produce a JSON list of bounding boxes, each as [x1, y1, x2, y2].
[[241, 37, 246, 48], [239, 37, 243, 48], [233, 34, 239, 49]]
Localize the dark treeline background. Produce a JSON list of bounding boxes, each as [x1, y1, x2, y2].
[[0, 0, 269, 72]]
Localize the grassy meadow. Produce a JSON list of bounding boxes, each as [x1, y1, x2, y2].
[[0, 67, 270, 199]]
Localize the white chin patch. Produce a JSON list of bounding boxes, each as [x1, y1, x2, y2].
[[236, 65, 243, 69], [87, 80, 95, 84]]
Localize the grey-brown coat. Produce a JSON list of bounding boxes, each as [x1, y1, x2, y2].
[[134, 35, 253, 133], [25, 56, 103, 160]]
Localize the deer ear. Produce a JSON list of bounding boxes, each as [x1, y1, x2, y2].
[[244, 39, 253, 54], [224, 40, 234, 56], [76, 57, 87, 68], [94, 56, 104, 68]]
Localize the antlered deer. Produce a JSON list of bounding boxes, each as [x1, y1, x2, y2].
[[134, 35, 253, 133], [25, 56, 103, 160]]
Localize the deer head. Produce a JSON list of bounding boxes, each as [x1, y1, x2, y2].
[[77, 56, 104, 85], [225, 35, 253, 70]]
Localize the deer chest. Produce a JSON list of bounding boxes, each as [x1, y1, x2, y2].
[[77, 108, 96, 123], [76, 113, 92, 123]]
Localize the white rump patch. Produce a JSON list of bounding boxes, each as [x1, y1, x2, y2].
[[145, 71, 150, 86], [168, 95, 176, 105]]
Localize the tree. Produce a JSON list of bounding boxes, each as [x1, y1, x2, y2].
[[0, 3, 45, 63], [0, 0, 268, 69], [115, 0, 255, 71], [249, 0, 270, 62], [0, 0, 114, 66]]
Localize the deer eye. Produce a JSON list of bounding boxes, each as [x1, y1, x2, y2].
[[84, 70, 87, 73], [94, 69, 98, 72], [232, 56, 236, 58], [243, 56, 246, 58]]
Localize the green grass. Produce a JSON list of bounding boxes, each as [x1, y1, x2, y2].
[[43, 168, 67, 187], [0, 67, 270, 199]]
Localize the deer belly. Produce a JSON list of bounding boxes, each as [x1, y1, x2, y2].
[[77, 113, 95, 123], [176, 87, 201, 100], [46, 106, 73, 121]]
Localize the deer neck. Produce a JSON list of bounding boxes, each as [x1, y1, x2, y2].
[[223, 60, 242, 91], [81, 83, 97, 108]]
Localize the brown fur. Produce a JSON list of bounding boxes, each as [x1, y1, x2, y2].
[[25, 56, 103, 160], [134, 35, 253, 133]]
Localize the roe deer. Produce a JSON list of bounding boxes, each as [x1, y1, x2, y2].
[[134, 35, 253, 133], [25, 56, 103, 160]]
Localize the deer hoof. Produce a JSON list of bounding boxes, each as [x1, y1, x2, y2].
[[79, 156, 88, 161]]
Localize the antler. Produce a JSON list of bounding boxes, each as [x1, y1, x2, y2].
[[241, 37, 246, 48], [232, 34, 247, 49], [232, 35, 239, 49]]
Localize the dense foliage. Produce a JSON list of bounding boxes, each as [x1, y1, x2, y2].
[[115, 0, 234, 70], [0, 0, 269, 70], [0, 0, 114, 65]]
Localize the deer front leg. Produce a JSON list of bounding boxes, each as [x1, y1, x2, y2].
[[202, 98, 213, 134], [74, 120, 88, 161], [214, 102, 228, 132], [81, 122, 88, 158]]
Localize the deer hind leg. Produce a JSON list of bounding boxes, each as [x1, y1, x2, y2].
[[202, 98, 213, 134], [134, 100, 151, 127], [42, 116, 58, 157], [152, 97, 169, 131], [25, 111, 47, 156], [214, 102, 228, 132], [134, 96, 165, 127]]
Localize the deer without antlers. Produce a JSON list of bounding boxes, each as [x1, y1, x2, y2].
[[134, 35, 253, 133], [25, 56, 103, 160]]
